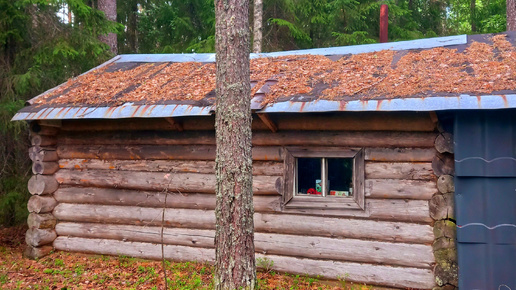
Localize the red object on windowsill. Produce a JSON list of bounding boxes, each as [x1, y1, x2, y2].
[[307, 188, 321, 195]]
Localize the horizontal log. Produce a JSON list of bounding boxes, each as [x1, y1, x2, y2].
[[27, 195, 57, 213], [31, 134, 57, 147], [26, 228, 57, 247], [30, 123, 60, 135], [365, 179, 437, 200], [56, 222, 434, 268], [58, 159, 283, 176], [59, 112, 435, 132], [60, 116, 268, 132], [269, 112, 435, 132], [366, 199, 432, 223], [24, 245, 53, 259], [58, 130, 436, 148], [27, 213, 56, 229], [53, 237, 434, 288], [32, 161, 59, 175], [365, 148, 436, 162], [28, 175, 59, 195], [53, 187, 281, 212], [29, 147, 58, 162], [37, 120, 62, 128], [263, 254, 434, 289], [55, 170, 281, 195], [365, 162, 434, 180], [57, 145, 283, 161], [54, 203, 434, 240]]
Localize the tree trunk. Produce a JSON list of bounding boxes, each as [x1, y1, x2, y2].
[[508, 0, 516, 30], [214, 0, 256, 288], [98, 0, 117, 54], [470, 0, 476, 32], [127, 0, 138, 52], [253, 0, 263, 53]]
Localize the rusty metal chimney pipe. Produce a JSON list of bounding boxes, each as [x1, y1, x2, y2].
[[380, 4, 388, 43]]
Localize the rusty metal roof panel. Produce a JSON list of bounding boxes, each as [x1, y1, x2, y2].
[[115, 34, 467, 63], [11, 103, 213, 121], [260, 94, 516, 113]]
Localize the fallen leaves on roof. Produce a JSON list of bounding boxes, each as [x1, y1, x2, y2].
[[34, 34, 516, 107]]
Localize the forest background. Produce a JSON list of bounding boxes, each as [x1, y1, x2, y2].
[[0, 0, 509, 226]]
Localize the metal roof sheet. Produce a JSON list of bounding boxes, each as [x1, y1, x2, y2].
[[13, 32, 516, 121], [11, 103, 213, 121], [116, 34, 467, 63]]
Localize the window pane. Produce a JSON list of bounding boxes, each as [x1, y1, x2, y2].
[[297, 158, 322, 195], [327, 158, 353, 197]]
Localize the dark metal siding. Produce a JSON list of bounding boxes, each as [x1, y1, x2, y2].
[[455, 110, 516, 289]]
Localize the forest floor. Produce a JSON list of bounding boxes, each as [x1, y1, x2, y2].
[[0, 225, 384, 290]]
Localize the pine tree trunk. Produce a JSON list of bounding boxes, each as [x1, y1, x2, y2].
[[214, 0, 256, 289], [253, 0, 263, 53], [127, 0, 138, 53], [508, 0, 516, 30], [98, 0, 117, 54]]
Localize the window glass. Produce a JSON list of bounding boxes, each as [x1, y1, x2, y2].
[[327, 158, 353, 197], [296, 158, 321, 195]]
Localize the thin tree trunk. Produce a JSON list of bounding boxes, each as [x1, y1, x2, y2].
[[127, 0, 138, 53], [214, 0, 256, 289], [98, 0, 117, 54], [470, 0, 476, 32], [253, 0, 263, 53], [508, 0, 516, 30]]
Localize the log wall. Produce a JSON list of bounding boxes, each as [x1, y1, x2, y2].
[[25, 122, 60, 258], [46, 113, 439, 289]]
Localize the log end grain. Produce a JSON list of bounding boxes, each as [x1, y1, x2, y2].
[[27, 213, 57, 229], [28, 175, 59, 195], [25, 228, 57, 247], [27, 195, 58, 214], [437, 175, 455, 194], [435, 133, 454, 154]]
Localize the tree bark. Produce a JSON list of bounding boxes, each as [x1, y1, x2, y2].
[[508, 0, 516, 30], [214, 0, 256, 288], [98, 0, 117, 54], [253, 0, 263, 53]]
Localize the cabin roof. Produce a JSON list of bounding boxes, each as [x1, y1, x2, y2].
[[13, 32, 516, 121]]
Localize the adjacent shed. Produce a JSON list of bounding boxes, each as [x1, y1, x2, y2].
[[14, 32, 516, 289]]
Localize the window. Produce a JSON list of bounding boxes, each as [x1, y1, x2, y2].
[[283, 147, 365, 210]]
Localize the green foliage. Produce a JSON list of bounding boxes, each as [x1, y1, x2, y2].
[[137, 0, 215, 53], [0, 0, 115, 226]]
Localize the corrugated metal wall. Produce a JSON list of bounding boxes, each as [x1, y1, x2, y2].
[[455, 110, 516, 289]]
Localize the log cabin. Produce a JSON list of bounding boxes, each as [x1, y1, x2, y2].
[[13, 32, 516, 289]]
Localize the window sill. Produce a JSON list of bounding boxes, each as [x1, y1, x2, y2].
[[284, 196, 362, 210]]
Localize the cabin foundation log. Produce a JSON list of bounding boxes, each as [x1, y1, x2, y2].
[[53, 236, 435, 288], [55, 222, 434, 268], [24, 245, 53, 259], [25, 228, 57, 247]]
